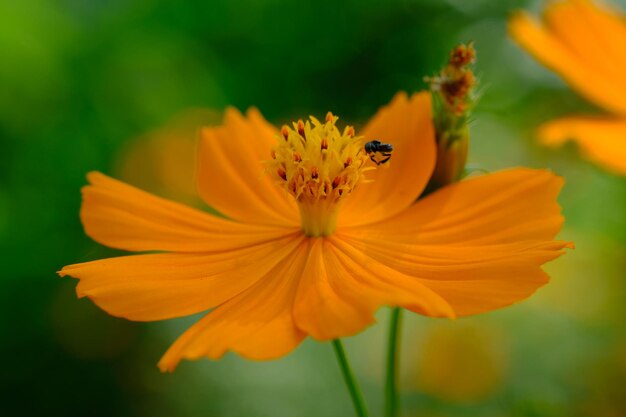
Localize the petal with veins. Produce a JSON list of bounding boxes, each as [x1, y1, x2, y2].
[[340, 168, 572, 316], [158, 237, 309, 371], [59, 233, 302, 321], [81, 172, 297, 253], [197, 108, 298, 226]]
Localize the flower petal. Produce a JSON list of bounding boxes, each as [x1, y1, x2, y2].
[[562, 0, 626, 77], [338, 92, 436, 226], [329, 238, 456, 318], [197, 107, 299, 226], [158, 237, 309, 371], [542, 0, 626, 94], [341, 168, 572, 316], [292, 239, 377, 340], [59, 234, 302, 321], [341, 237, 566, 316], [293, 237, 455, 341], [508, 7, 626, 115], [81, 172, 296, 252], [353, 168, 567, 243], [538, 116, 626, 176]]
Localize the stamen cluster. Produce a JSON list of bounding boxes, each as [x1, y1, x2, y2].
[[265, 112, 371, 236], [266, 113, 370, 203]]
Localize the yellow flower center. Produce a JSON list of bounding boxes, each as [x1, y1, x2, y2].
[[266, 112, 377, 237]]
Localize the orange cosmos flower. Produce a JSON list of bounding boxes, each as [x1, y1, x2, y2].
[[59, 92, 571, 372], [509, 0, 626, 175]]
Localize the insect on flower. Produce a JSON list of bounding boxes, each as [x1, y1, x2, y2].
[[59, 92, 571, 372], [364, 140, 394, 165]]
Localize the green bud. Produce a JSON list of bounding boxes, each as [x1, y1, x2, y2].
[[429, 126, 469, 191]]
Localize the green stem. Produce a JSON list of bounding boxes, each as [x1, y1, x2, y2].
[[385, 307, 403, 417], [332, 339, 370, 417]]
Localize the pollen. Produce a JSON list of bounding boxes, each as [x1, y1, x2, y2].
[[265, 113, 377, 236]]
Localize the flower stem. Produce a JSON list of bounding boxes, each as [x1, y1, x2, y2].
[[332, 339, 370, 417], [385, 307, 403, 417]]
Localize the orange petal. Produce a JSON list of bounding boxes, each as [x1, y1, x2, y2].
[[293, 239, 378, 340], [353, 168, 567, 243], [293, 238, 456, 341], [566, 0, 626, 78], [341, 168, 572, 316], [508, 8, 626, 115], [338, 92, 436, 226], [80, 172, 297, 252], [328, 238, 456, 318], [538, 116, 626, 176], [542, 0, 626, 94], [59, 234, 302, 321], [341, 237, 568, 316], [197, 107, 299, 226], [158, 237, 309, 371]]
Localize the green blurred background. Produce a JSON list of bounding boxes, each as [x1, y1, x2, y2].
[[1, 0, 625, 416]]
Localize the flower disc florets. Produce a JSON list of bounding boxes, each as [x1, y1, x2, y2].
[[266, 112, 372, 237]]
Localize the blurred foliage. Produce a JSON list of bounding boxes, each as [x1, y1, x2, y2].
[[1, 0, 625, 416]]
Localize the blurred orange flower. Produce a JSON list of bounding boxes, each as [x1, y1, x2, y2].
[[60, 92, 571, 371], [115, 108, 221, 206], [509, 0, 626, 175], [412, 322, 507, 403]]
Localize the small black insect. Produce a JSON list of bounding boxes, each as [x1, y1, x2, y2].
[[364, 140, 393, 165]]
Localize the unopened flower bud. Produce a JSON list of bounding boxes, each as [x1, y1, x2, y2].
[[428, 127, 469, 191], [425, 42, 477, 193]]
